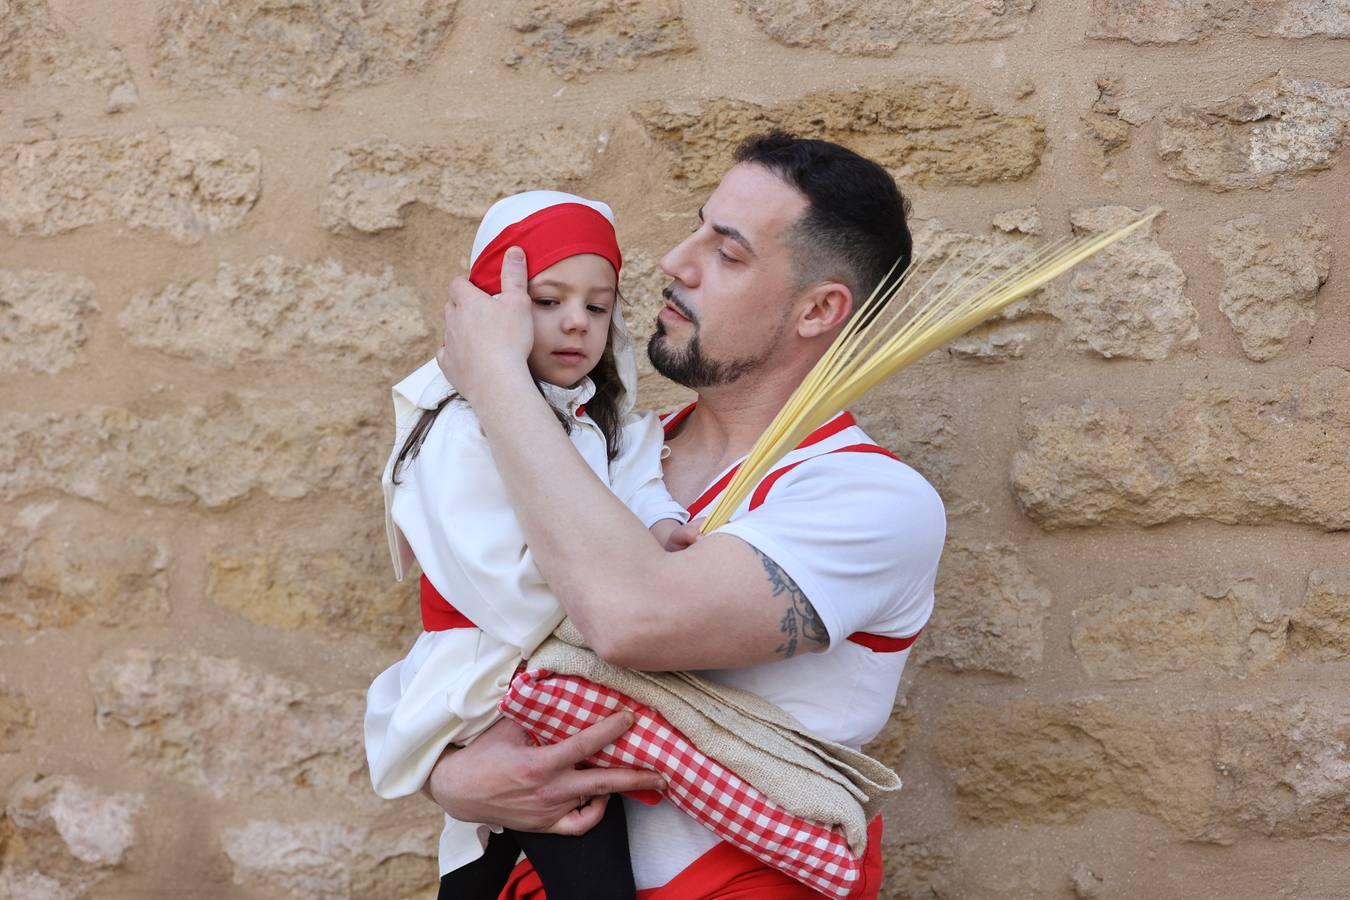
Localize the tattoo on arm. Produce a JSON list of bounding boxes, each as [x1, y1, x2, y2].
[[751, 546, 829, 659]]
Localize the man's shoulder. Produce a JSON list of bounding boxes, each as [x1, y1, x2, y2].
[[743, 423, 944, 539], [784, 420, 937, 493]]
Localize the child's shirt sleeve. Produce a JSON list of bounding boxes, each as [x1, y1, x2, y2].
[[391, 401, 565, 657], [610, 412, 689, 527]]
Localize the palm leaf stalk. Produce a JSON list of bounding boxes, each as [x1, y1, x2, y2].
[[699, 211, 1159, 533]]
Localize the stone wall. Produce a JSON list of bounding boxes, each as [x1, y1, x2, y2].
[[1, 1, 1346, 897]]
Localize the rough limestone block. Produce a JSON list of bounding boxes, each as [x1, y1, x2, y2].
[[0, 0, 138, 112], [0, 682, 35, 754], [151, 0, 459, 108], [0, 395, 384, 507], [936, 700, 1218, 835], [0, 270, 97, 375], [1289, 572, 1350, 661], [877, 840, 956, 900], [1215, 701, 1350, 839], [1208, 215, 1331, 361], [912, 218, 1051, 362], [119, 257, 428, 368], [853, 382, 974, 513], [992, 206, 1041, 236], [636, 83, 1044, 188], [1, 508, 170, 630], [1012, 369, 1350, 531], [1053, 206, 1197, 360], [0, 775, 143, 898], [222, 818, 440, 899], [1072, 581, 1287, 679], [918, 209, 1195, 362], [1083, 77, 1134, 175], [0, 129, 261, 244], [90, 651, 369, 804], [1158, 76, 1350, 191], [914, 542, 1051, 677], [1089, 0, 1350, 43], [207, 519, 418, 646], [508, 0, 693, 79], [735, 0, 1035, 52], [322, 131, 599, 232]]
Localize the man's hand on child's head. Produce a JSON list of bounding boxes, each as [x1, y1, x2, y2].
[[437, 246, 535, 402]]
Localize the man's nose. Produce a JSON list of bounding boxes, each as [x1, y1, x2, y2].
[[660, 233, 698, 286]]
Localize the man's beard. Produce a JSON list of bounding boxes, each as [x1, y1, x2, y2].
[[646, 287, 775, 389]]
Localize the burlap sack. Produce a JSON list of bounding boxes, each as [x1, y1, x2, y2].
[[527, 619, 902, 856]]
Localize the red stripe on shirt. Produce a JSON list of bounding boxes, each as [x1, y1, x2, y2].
[[661, 411, 913, 653], [674, 411, 863, 519]]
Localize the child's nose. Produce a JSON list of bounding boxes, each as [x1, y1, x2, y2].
[[563, 306, 588, 333]]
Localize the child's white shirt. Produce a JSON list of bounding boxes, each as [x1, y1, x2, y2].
[[364, 358, 686, 875]]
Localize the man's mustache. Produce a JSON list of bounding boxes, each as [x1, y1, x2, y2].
[[661, 286, 698, 324]]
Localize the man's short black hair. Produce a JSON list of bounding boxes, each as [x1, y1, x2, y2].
[[734, 131, 912, 307]]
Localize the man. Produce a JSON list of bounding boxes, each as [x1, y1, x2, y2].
[[426, 132, 946, 896]]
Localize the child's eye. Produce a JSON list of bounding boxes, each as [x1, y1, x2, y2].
[[587, 305, 610, 315], [532, 297, 558, 307]]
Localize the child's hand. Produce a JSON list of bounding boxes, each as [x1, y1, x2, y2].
[[664, 519, 707, 551]]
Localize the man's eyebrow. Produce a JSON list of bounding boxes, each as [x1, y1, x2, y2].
[[697, 206, 755, 257]]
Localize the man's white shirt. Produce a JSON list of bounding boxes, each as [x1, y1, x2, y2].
[[628, 413, 945, 889]]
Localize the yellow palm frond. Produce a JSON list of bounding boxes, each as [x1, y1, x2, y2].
[[700, 211, 1159, 532]]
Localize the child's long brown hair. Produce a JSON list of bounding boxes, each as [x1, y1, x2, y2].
[[391, 315, 627, 484]]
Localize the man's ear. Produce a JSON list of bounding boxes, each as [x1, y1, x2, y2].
[[796, 281, 853, 339]]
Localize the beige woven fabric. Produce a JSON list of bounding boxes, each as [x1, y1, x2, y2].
[[527, 620, 902, 856]]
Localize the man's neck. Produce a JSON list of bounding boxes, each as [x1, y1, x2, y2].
[[662, 360, 814, 504]]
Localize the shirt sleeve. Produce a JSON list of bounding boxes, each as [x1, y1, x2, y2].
[[609, 412, 689, 528], [715, 453, 945, 649], [390, 404, 564, 656]]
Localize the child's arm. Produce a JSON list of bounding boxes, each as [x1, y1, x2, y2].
[[610, 412, 689, 534], [649, 519, 680, 549], [653, 518, 704, 552]]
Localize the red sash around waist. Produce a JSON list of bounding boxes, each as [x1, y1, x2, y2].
[[420, 574, 475, 631], [419, 576, 920, 652], [497, 815, 885, 899]]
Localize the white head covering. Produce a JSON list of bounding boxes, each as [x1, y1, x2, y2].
[[469, 190, 639, 420]]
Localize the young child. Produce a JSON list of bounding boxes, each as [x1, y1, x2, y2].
[[364, 191, 688, 899]]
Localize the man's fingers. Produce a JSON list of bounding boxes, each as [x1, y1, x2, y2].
[[545, 711, 635, 766], [545, 794, 609, 836], [563, 765, 666, 799], [446, 275, 476, 309], [499, 246, 529, 298]]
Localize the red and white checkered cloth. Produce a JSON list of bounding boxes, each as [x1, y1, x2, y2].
[[499, 668, 864, 898]]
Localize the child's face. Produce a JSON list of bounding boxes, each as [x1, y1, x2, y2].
[[526, 253, 617, 388]]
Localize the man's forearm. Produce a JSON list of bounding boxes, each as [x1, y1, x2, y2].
[[468, 367, 674, 648], [459, 365, 828, 671]]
